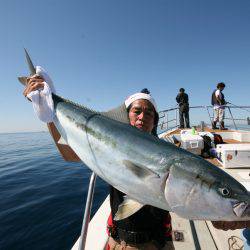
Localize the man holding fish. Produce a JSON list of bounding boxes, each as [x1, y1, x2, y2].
[[21, 51, 250, 249]]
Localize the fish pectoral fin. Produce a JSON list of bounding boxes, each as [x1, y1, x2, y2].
[[57, 136, 68, 145], [114, 198, 144, 221], [123, 160, 160, 179], [233, 201, 248, 217], [18, 76, 28, 86], [101, 104, 130, 124]]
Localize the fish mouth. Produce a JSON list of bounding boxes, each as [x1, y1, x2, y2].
[[232, 201, 250, 217]]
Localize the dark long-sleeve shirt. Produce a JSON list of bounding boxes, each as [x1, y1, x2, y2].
[[176, 93, 189, 106]]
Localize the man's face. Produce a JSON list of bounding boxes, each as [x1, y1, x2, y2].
[[128, 99, 155, 133]]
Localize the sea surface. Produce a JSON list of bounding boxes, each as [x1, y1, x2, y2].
[[0, 132, 109, 250]]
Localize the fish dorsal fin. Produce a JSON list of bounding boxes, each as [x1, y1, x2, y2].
[[114, 196, 144, 221], [101, 104, 130, 124]]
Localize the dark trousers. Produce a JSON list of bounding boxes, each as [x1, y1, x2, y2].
[[179, 110, 190, 128]]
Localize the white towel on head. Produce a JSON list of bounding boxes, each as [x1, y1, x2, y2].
[[27, 66, 55, 123], [125, 92, 157, 111]]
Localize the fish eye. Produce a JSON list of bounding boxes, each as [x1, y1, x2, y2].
[[219, 187, 231, 197]]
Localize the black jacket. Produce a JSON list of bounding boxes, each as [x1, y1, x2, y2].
[[109, 186, 171, 245], [176, 93, 189, 112]]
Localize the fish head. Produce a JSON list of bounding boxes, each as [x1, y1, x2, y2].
[[163, 154, 250, 221]]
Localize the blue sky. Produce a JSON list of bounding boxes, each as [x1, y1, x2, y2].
[[1, 0, 250, 132]]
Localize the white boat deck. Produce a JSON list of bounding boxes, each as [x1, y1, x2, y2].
[[71, 196, 110, 250]]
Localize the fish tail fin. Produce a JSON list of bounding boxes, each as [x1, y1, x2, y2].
[[24, 48, 36, 75], [18, 76, 28, 86], [18, 48, 36, 86]]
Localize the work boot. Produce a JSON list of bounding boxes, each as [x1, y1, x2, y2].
[[220, 121, 228, 130], [212, 121, 219, 130]]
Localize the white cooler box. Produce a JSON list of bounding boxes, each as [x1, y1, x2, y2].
[[216, 144, 250, 168], [180, 132, 204, 155]]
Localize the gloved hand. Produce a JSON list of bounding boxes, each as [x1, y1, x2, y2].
[[23, 66, 56, 123]]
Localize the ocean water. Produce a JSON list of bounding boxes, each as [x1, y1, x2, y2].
[[0, 132, 109, 250]]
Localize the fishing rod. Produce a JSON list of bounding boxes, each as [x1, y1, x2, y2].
[[226, 102, 250, 125], [226, 101, 250, 114]]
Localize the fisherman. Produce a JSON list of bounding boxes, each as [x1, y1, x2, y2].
[[107, 89, 174, 250], [23, 78, 173, 249], [211, 82, 227, 130], [176, 88, 190, 129]]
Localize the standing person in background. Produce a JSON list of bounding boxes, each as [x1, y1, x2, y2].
[[211, 82, 227, 130], [176, 88, 190, 129]]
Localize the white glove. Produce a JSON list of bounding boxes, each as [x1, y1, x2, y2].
[[27, 66, 56, 123]]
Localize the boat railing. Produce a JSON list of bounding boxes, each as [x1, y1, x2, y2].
[[158, 105, 250, 133]]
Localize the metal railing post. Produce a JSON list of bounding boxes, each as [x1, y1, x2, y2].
[[161, 113, 165, 130], [227, 107, 238, 130], [166, 112, 169, 130], [78, 172, 97, 250], [175, 109, 178, 128], [205, 106, 213, 126]]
